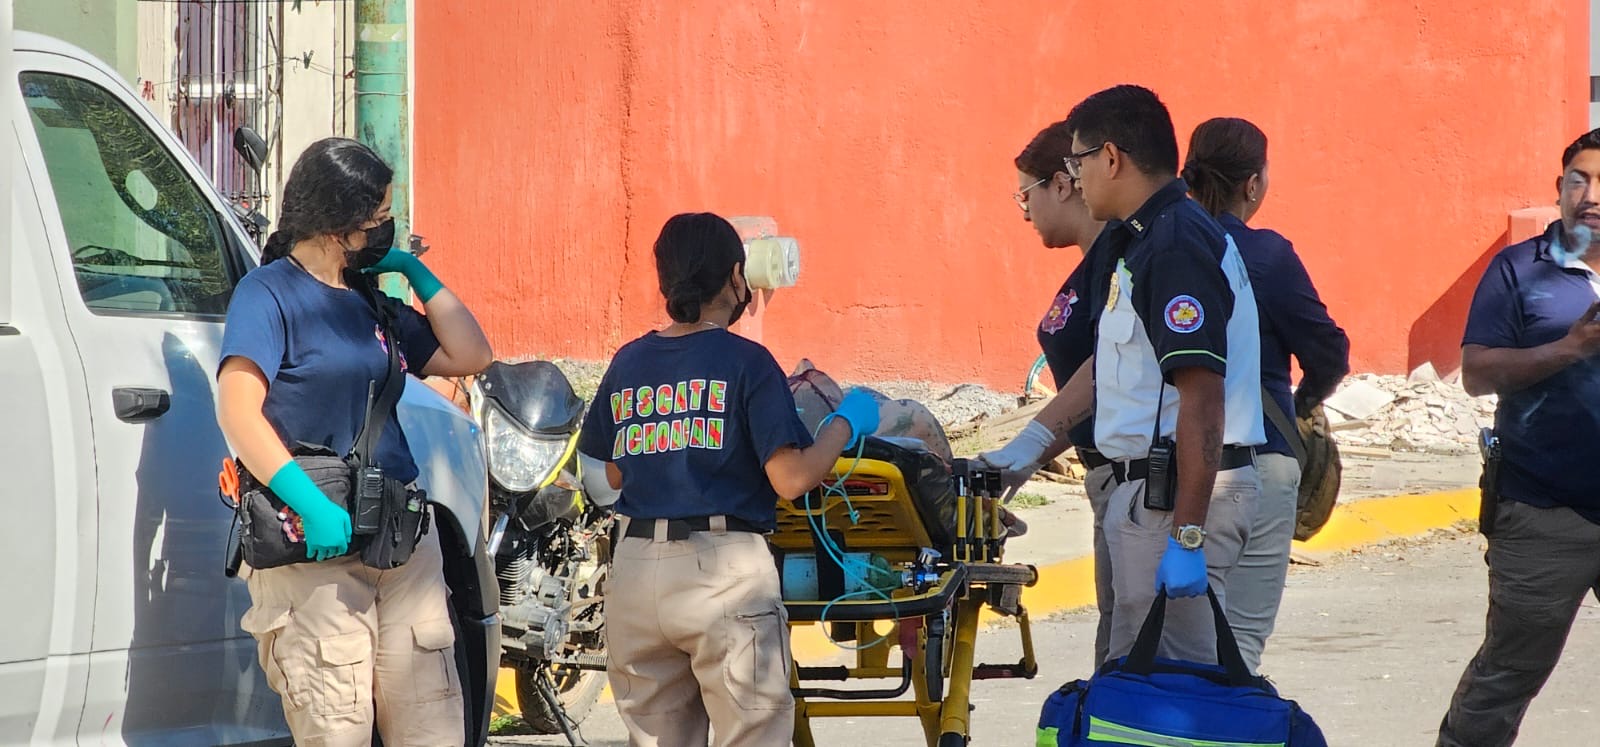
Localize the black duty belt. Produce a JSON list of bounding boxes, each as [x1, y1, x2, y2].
[[621, 515, 767, 541], [1078, 448, 1113, 471], [1111, 445, 1255, 483]]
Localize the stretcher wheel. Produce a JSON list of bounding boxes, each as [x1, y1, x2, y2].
[[937, 732, 967, 747]]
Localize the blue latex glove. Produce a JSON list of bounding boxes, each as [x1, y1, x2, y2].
[[1155, 536, 1208, 598], [268, 461, 353, 562], [824, 388, 880, 450], [363, 248, 445, 303]]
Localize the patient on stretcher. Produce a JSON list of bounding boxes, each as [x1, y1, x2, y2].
[[787, 360, 1027, 538]]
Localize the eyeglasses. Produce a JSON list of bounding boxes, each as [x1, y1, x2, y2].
[[1013, 176, 1048, 211], [1063, 143, 1126, 180]]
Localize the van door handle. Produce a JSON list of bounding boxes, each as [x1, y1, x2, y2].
[[113, 387, 171, 423], [0, 325, 18, 336]]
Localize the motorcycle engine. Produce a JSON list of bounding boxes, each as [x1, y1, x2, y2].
[[503, 561, 576, 659]]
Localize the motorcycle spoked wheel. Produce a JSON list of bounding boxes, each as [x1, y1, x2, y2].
[[515, 662, 607, 735]]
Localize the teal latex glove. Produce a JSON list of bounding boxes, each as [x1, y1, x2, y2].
[[363, 248, 445, 303], [822, 388, 880, 450], [1155, 536, 1208, 598], [268, 461, 353, 562]]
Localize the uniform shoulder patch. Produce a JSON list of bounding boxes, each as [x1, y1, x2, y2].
[[1040, 289, 1079, 335], [1163, 295, 1204, 334]]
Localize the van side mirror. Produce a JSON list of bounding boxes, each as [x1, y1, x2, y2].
[[233, 127, 267, 174]]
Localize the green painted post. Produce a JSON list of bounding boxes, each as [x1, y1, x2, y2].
[[354, 0, 411, 300]]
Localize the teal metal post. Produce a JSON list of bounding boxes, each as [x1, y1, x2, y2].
[[355, 0, 411, 300]]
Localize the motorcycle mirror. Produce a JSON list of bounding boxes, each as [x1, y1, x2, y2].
[[233, 127, 268, 174]]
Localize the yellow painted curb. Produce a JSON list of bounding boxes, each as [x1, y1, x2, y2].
[[495, 667, 617, 718], [492, 489, 1480, 718], [494, 668, 518, 717], [1295, 488, 1478, 554]]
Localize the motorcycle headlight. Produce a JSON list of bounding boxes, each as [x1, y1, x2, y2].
[[485, 406, 569, 492]]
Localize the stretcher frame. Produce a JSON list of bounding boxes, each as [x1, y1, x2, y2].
[[773, 457, 1041, 747]]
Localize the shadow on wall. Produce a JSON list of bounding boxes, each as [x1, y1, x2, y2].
[[1407, 207, 1561, 375], [1407, 230, 1508, 375]]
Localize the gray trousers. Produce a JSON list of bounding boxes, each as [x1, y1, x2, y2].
[[1085, 463, 1118, 668], [1438, 500, 1600, 747], [1104, 465, 1260, 664], [1224, 452, 1299, 673]]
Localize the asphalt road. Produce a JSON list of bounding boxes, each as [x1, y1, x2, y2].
[[494, 529, 1599, 746]]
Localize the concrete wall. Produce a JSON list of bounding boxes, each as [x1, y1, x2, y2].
[[17, 0, 136, 80], [134, 0, 356, 224], [273, 0, 358, 207], [414, 0, 1592, 389]]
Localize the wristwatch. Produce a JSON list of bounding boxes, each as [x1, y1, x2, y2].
[[1173, 524, 1206, 550]]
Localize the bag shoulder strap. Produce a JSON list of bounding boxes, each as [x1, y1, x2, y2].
[[349, 271, 405, 470], [1262, 386, 1307, 469]]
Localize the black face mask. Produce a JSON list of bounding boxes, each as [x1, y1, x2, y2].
[[728, 272, 754, 326], [346, 218, 396, 269]]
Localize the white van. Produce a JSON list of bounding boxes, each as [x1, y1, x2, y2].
[[0, 32, 500, 746]]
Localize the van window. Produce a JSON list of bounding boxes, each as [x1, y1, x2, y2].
[[21, 72, 234, 316]]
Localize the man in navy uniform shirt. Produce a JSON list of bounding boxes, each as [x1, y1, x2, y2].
[[1439, 127, 1600, 747], [1061, 85, 1265, 664]]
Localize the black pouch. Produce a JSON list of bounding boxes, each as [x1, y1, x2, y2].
[[360, 483, 430, 570], [238, 445, 359, 570]]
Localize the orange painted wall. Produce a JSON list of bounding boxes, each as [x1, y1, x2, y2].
[[413, 0, 1590, 390]]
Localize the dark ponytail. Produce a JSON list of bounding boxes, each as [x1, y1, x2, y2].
[[1182, 117, 1267, 217], [653, 213, 745, 324], [260, 137, 393, 264], [262, 229, 294, 263]]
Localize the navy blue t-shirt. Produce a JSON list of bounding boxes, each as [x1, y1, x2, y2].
[[1464, 222, 1600, 523], [219, 259, 440, 483], [1036, 227, 1115, 449], [1220, 214, 1350, 457], [576, 329, 814, 530]]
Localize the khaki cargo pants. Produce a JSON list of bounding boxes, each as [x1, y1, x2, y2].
[[239, 527, 463, 747], [606, 517, 794, 747]]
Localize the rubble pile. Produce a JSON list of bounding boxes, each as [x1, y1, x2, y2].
[[1323, 368, 1496, 455]]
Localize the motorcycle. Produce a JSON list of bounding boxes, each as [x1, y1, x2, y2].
[[466, 360, 614, 741]]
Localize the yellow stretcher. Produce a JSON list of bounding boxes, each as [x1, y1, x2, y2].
[[772, 447, 1040, 747]]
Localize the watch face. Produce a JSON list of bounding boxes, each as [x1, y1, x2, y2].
[[1178, 526, 1205, 548]]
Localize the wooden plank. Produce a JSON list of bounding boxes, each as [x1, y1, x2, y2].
[[1339, 445, 1394, 459], [976, 400, 1047, 435]]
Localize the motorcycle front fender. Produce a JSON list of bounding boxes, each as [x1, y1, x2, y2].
[[398, 377, 489, 556]]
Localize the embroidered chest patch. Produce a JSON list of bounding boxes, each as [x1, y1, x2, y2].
[[1040, 289, 1079, 335]]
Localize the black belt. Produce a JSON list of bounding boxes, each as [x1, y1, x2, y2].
[[621, 515, 766, 541], [1110, 446, 1255, 483], [1078, 448, 1113, 471]]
